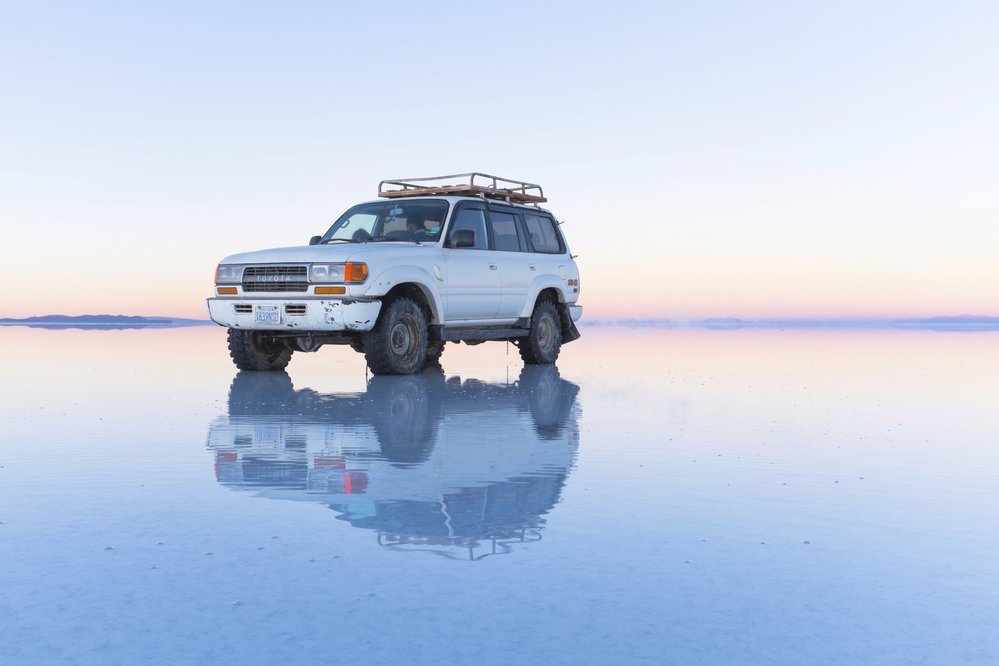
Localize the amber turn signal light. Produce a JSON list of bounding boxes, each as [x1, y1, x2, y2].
[[315, 286, 346, 295], [345, 262, 368, 283], [216, 287, 237, 295]]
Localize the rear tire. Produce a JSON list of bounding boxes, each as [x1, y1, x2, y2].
[[364, 298, 428, 375], [227, 329, 293, 371], [519, 300, 562, 365], [424, 340, 446, 367]]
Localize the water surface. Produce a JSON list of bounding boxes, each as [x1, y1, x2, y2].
[[1, 326, 997, 664]]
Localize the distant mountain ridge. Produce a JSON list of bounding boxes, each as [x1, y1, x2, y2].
[[0, 314, 212, 329]]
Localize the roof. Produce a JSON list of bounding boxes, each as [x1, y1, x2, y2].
[[378, 172, 547, 204]]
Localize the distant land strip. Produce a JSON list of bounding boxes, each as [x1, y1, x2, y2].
[[0, 315, 213, 330], [2, 314, 998, 332], [581, 315, 999, 330]]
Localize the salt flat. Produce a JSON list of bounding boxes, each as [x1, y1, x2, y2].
[[1, 325, 997, 664]]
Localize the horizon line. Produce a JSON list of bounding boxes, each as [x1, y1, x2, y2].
[[2, 313, 999, 332]]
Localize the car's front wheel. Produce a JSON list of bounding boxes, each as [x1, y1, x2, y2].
[[364, 297, 428, 375], [227, 329, 293, 371]]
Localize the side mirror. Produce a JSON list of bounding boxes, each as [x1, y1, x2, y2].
[[309, 235, 322, 246], [452, 229, 475, 248]]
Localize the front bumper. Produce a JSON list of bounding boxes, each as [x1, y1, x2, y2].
[[206, 297, 382, 332]]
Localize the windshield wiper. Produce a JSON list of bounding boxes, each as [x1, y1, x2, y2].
[[368, 237, 430, 244]]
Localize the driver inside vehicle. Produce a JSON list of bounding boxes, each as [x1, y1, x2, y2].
[[406, 215, 437, 239]]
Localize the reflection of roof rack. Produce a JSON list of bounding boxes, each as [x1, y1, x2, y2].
[[377, 527, 543, 561], [378, 172, 547, 204]]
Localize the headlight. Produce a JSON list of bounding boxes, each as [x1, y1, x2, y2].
[[310, 262, 368, 284], [310, 263, 345, 283], [215, 264, 243, 284]]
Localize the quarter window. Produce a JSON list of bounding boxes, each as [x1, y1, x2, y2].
[[523, 214, 563, 254]]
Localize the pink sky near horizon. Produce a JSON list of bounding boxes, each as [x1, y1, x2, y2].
[[1, 3, 996, 321], [1, 261, 994, 322]]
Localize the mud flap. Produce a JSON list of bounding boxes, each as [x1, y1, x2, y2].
[[559, 305, 581, 343]]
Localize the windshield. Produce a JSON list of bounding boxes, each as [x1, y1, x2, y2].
[[320, 200, 449, 244]]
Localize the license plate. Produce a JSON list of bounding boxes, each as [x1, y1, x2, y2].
[[255, 305, 279, 324], [255, 425, 280, 445]]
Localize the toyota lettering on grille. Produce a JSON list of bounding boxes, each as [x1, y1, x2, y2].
[[246, 274, 300, 282]]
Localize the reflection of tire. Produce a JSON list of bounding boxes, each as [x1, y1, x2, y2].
[[227, 371, 295, 416], [518, 365, 578, 439], [228, 329, 293, 371], [519, 300, 562, 365], [364, 298, 428, 375], [365, 369, 443, 463]]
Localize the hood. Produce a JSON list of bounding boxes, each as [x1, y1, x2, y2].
[[219, 242, 438, 265]]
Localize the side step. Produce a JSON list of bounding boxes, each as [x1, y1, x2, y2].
[[438, 327, 529, 343]]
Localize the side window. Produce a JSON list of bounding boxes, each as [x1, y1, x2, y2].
[[488, 210, 526, 252], [523, 214, 563, 254], [446, 206, 489, 249]]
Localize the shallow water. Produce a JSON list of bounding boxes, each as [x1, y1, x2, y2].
[[1, 325, 997, 664]]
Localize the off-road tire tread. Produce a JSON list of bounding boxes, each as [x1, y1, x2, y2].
[[227, 329, 293, 371], [364, 297, 429, 375], [519, 300, 562, 365], [424, 340, 446, 366]]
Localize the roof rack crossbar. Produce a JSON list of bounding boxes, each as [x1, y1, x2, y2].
[[378, 172, 547, 203]]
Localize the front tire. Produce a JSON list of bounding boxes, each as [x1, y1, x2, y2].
[[227, 329, 293, 371], [519, 300, 562, 365], [364, 297, 428, 375]]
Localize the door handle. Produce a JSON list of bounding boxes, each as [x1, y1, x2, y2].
[[489, 263, 498, 270], [529, 264, 537, 271]]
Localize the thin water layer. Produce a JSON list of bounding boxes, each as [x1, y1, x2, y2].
[[0, 326, 997, 664]]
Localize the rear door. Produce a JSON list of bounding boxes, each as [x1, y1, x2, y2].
[[487, 204, 534, 320]]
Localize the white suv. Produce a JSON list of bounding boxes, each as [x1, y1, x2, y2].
[[207, 173, 583, 375]]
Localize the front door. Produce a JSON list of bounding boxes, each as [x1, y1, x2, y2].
[[441, 204, 501, 321]]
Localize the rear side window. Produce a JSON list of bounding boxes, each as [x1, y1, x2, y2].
[[488, 211, 527, 252], [523, 214, 563, 254]]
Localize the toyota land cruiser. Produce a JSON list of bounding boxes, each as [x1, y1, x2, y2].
[[207, 173, 583, 375]]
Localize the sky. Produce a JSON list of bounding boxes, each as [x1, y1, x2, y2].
[[1, 0, 997, 320]]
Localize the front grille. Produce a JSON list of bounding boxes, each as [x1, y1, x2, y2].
[[285, 305, 306, 316], [242, 265, 309, 293]]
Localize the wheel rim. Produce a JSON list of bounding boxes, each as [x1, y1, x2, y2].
[[537, 314, 556, 353], [390, 315, 419, 363]]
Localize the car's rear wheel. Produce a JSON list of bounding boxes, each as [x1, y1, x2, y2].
[[424, 340, 446, 367], [227, 329, 293, 371], [519, 300, 562, 365], [364, 297, 428, 375]]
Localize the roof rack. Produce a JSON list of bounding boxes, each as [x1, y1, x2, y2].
[[378, 172, 547, 204]]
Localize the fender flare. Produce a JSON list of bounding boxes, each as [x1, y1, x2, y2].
[[517, 275, 570, 319], [362, 265, 445, 324]]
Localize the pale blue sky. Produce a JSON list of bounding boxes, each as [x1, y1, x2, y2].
[[2, 1, 997, 318]]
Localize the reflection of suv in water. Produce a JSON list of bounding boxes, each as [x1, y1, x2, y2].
[[207, 173, 583, 375], [207, 366, 580, 560]]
